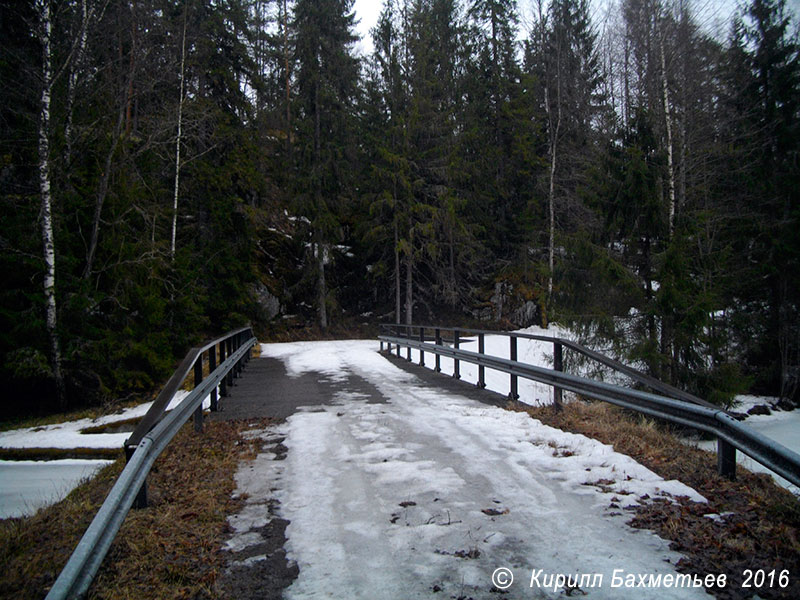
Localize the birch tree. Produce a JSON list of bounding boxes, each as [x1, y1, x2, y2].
[[36, 0, 65, 405], [170, 4, 188, 261]]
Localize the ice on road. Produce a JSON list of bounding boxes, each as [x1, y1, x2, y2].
[[227, 340, 709, 599]]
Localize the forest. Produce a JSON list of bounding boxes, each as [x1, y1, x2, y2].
[[1, 0, 798, 416]]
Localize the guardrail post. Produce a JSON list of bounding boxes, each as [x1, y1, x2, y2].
[[209, 344, 218, 411], [553, 342, 563, 411], [238, 334, 247, 376], [435, 328, 441, 372], [453, 329, 460, 379], [233, 334, 241, 378], [419, 327, 425, 366], [478, 332, 486, 388], [193, 356, 203, 432], [125, 444, 148, 509], [718, 439, 737, 480], [226, 338, 235, 387], [395, 324, 401, 357], [242, 333, 250, 371], [509, 335, 519, 400], [219, 341, 228, 397]]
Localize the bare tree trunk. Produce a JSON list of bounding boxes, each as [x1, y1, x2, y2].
[[170, 7, 188, 260], [660, 32, 676, 237], [317, 240, 328, 330], [64, 0, 91, 166], [394, 220, 401, 323], [448, 222, 456, 307], [547, 134, 558, 299], [678, 0, 688, 210], [405, 241, 413, 326], [539, 0, 561, 302], [84, 6, 139, 278], [282, 0, 292, 159], [545, 63, 562, 300], [83, 100, 125, 279], [624, 37, 631, 130], [37, 0, 65, 407], [312, 72, 328, 330]]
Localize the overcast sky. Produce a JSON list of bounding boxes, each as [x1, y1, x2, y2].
[[351, 0, 800, 57]]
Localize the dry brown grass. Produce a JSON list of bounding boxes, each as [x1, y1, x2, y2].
[[515, 400, 800, 599], [0, 418, 270, 600], [0, 446, 123, 461]]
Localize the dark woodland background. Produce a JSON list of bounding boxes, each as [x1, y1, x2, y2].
[[1, 0, 798, 416]]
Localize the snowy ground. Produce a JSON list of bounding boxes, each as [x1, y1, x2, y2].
[[398, 328, 800, 493], [390, 325, 570, 406], [693, 395, 800, 494], [226, 340, 711, 599], [0, 460, 112, 519], [0, 389, 195, 519]]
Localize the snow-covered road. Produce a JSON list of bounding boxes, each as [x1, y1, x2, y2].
[[226, 341, 710, 599]]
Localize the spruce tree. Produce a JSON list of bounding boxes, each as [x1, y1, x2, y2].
[[292, 0, 360, 329]]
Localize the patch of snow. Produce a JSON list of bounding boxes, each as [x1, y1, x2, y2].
[[385, 327, 567, 406], [0, 387, 215, 518], [0, 459, 112, 518], [694, 395, 800, 493], [732, 395, 776, 414], [227, 340, 709, 599], [703, 512, 734, 523], [0, 389, 211, 450]]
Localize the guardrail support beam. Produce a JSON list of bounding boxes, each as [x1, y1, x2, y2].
[[219, 341, 228, 397], [193, 357, 204, 432], [553, 342, 563, 411], [396, 324, 401, 357], [453, 330, 460, 379], [718, 439, 737, 480], [509, 335, 518, 400], [478, 333, 486, 389], [419, 327, 425, 367], [209, 345, 218, 411], [435, 329, 441, 372], [226, 339, 235, 387]]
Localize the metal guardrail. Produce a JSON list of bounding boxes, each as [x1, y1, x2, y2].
[[380, 323, 722, 411], [379, 324, 800, 489], [46, 328, 257, 600]]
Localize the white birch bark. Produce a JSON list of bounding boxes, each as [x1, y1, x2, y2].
[[170, 8, 188, 260], [660, 33, 676, 237], [544, 14, 562, 300], [37, 0, 65, 405]]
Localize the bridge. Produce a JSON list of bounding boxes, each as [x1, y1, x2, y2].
[[46, 326, 800, 599]]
